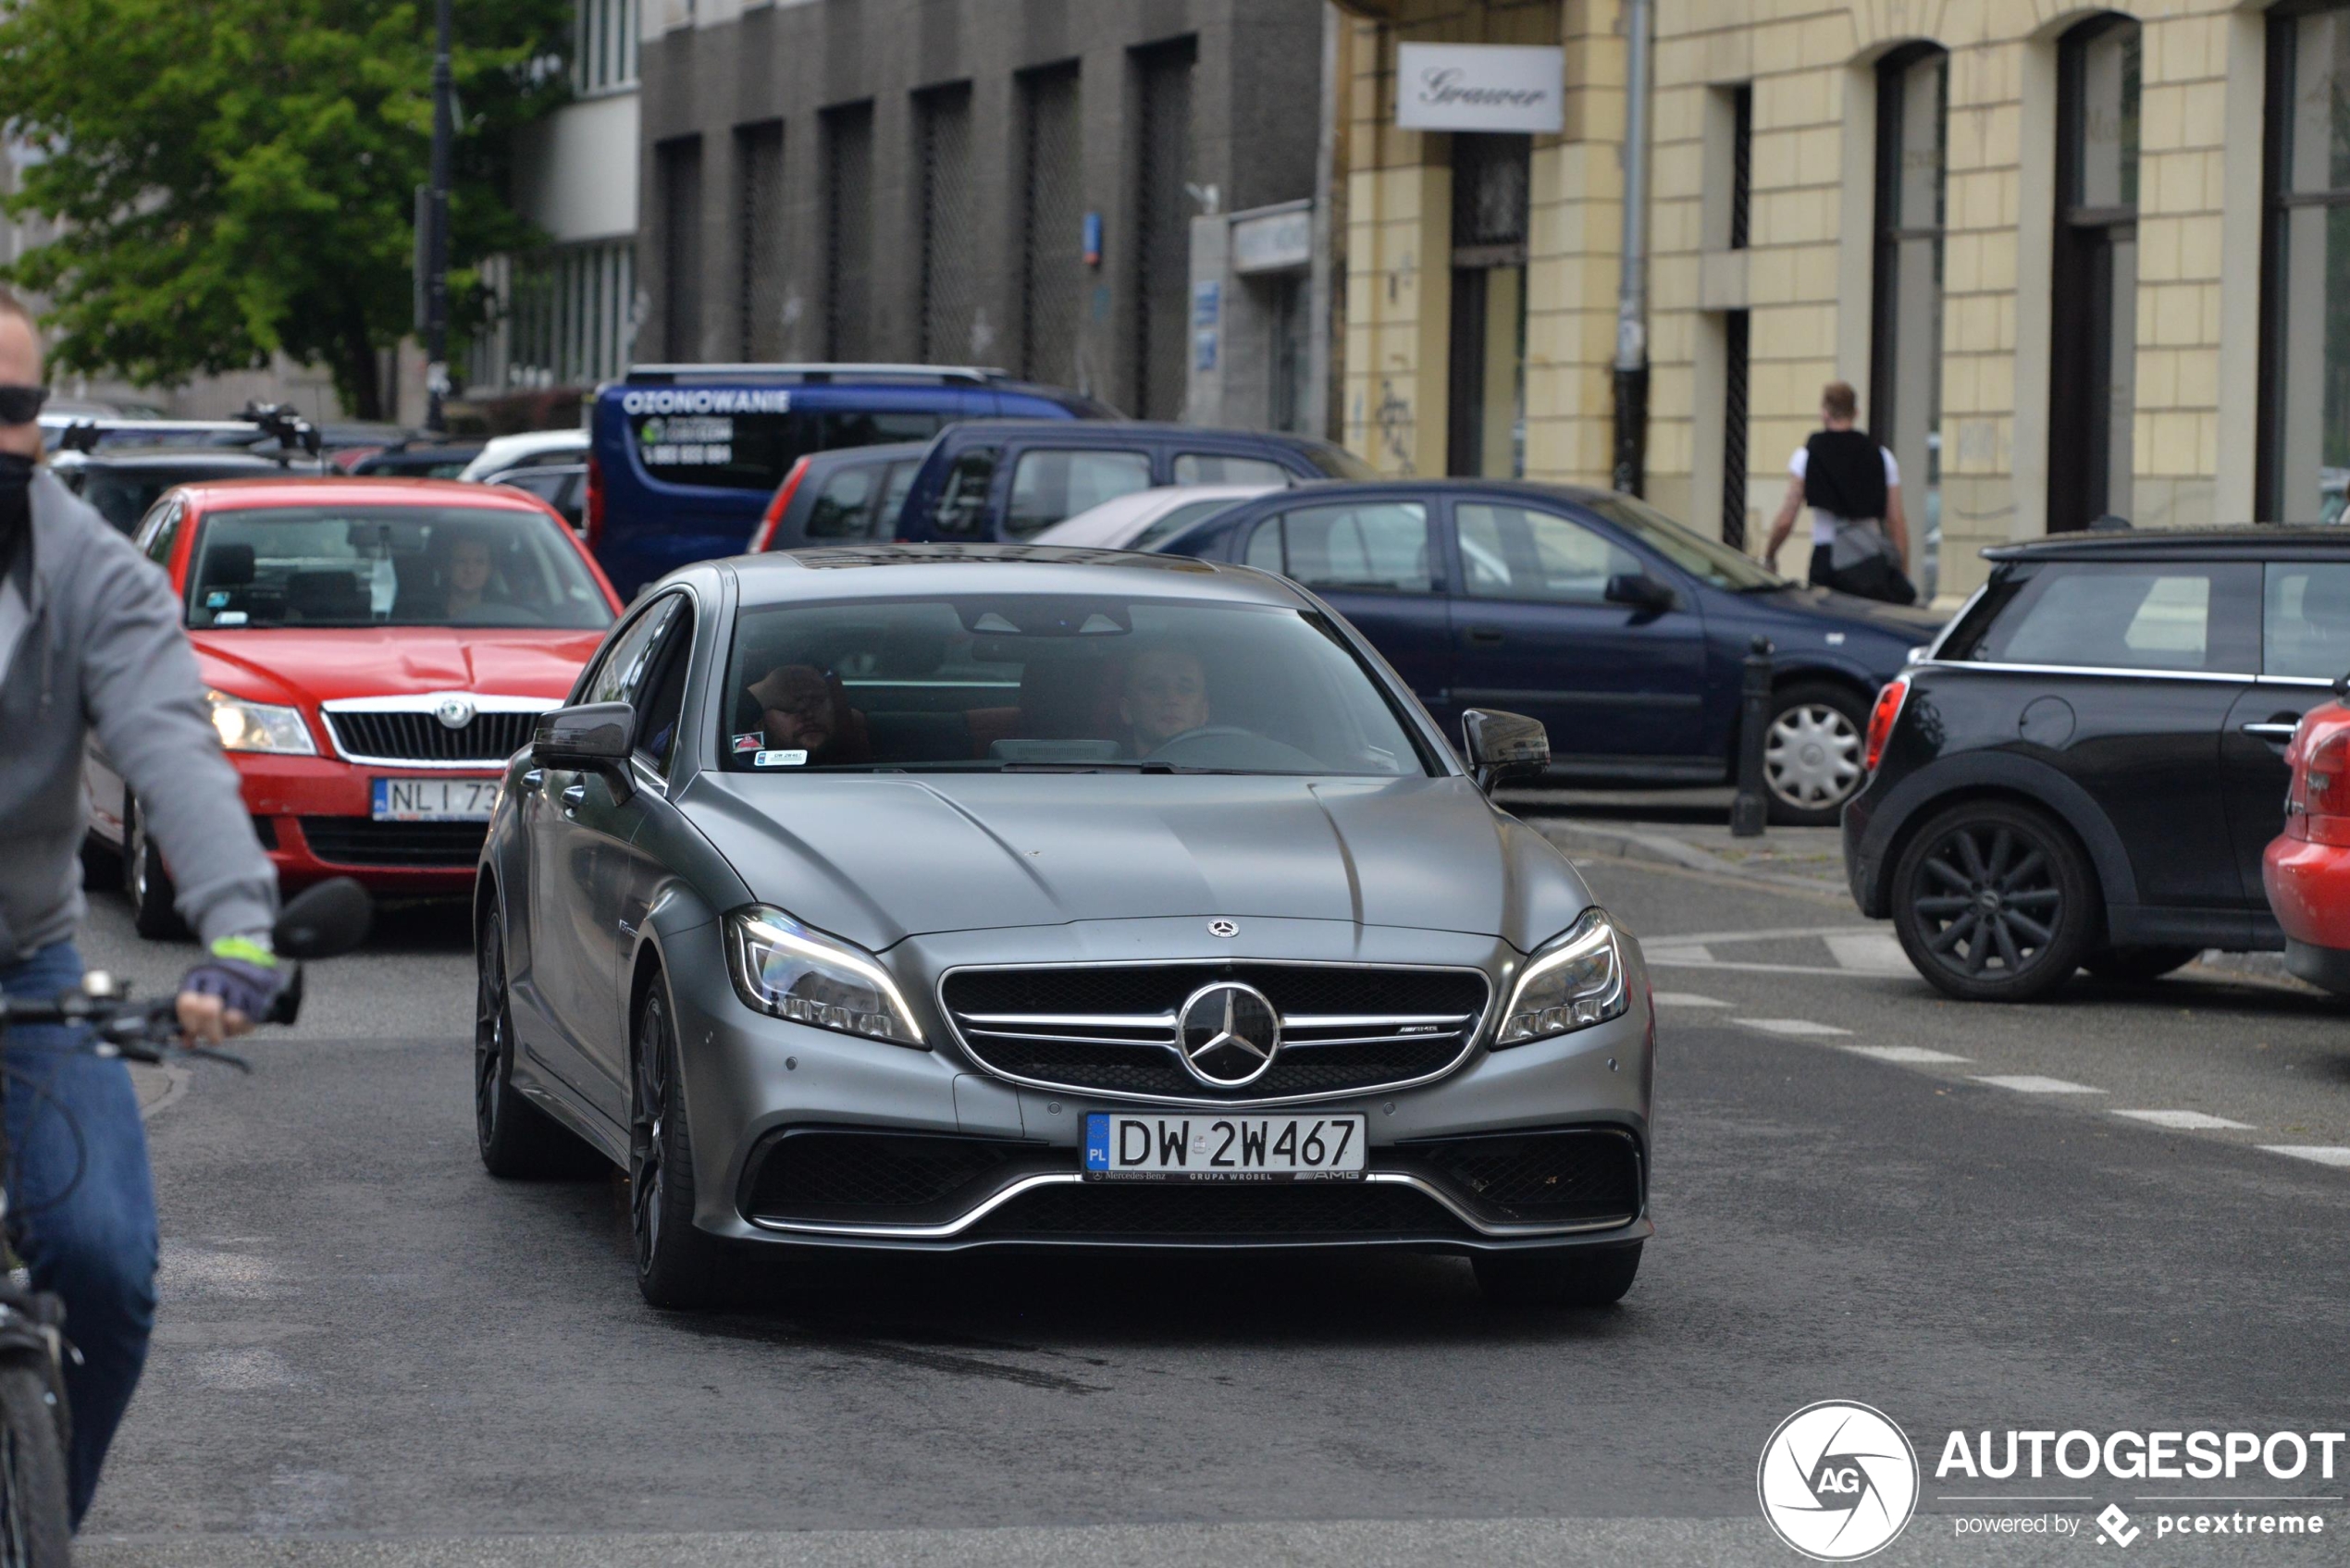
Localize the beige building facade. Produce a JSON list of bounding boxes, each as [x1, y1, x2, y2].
[[1337, 0, 2350, 600]]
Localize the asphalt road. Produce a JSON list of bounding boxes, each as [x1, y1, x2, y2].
[[58, 841, 2350, 1567]]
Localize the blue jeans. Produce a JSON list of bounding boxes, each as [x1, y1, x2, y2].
[[0, 942, 159, 1528]]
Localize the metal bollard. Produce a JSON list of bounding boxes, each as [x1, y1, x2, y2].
[[1731, 636, 1774, 838]]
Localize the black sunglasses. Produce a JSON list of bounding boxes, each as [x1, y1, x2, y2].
[[0, 385, 49, 426]]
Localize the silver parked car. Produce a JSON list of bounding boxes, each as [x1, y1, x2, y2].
[[473, 545, 1654, 1308]]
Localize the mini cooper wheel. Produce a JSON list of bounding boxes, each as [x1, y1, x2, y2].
[[475, 900, 600, 1179], [630, 979, 726, 1309], [1474, 1241, 1642, 1308], [123, 795, 184, 941], [1892, 800, 2096, 1002], [1762, 684, 1868, 827]]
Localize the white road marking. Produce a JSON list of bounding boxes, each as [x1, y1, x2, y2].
[[1645, 944, 1713, 964], [1973, 1075, 2106, 1094], [2259, 1145, 2350, 1167], [2113, 1110, 2255, 1131], [1824, 931, 1911, 975], [1734, 1019, 1852, 1036], [1646, 923, 1885, 947], [1844, 1045, 1972, 1064], [1644, 957, 1851, 976], [1650, 992, 1728, 1008]]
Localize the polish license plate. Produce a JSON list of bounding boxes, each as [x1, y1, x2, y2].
[[1082, 1113, 1367, 1181], [371, 777, 499, 822]]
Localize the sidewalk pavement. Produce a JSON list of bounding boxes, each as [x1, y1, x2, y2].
[[1497, 788, 1849, 899]]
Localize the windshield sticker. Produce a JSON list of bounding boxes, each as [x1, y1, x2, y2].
[[214, 611, 249, 625], [732, 731, 765, 756], [754, 749, 809, 769], [637, 414, 735, 469], [205, 590, 231, 608]]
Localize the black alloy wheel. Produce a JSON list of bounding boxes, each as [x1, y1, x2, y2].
[[630, 980, 726, 1309], [475, 901, 600, 1179], [1892, 800, 2096, 1002], [0, 1362, 70, 1567], [123, 795, 183, 941], [1473, 1241, 1642, 1308]]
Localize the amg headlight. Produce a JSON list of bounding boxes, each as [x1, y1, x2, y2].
[[205, 690, 316, 755], [1496, 907, 1627, 1046], [724, 906, 924, 1047]]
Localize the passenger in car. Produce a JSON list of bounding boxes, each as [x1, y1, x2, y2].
[[746, 662, 872, 763], [1119, 643, 1211, 755]]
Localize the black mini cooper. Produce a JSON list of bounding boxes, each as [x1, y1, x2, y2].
[[1844, 528, 2350, 1002]]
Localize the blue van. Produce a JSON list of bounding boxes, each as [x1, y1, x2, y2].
[[587, 364, 1113, 595]]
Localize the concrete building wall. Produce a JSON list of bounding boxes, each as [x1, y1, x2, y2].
[[635, 0, 1326, 415]]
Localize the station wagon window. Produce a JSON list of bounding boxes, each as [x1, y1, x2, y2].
[[1456, 504, 1640, 604], [2262, 561, 2350, 679], [1246, 502, 1432, 594], [1006, 449, 1155, 538], [932, 446, 999, 535], [1172, 453, 1290, 487], [1956, 562, 2259, 673], [806, 463, 909, 540]]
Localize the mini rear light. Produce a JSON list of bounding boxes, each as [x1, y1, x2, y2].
[[751, 456, 811, 553], [583, 452, 605, 549], [1863, 677, 1910, 773]]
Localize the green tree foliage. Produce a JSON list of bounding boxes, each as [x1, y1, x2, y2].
[[0, 0, 572, 418]]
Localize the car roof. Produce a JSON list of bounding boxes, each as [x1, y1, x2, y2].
[[725, 543, 1297, 607], [168, 476, 561, 512], [799, 440, 934, 471], [1983, 526, 2350, 561], [930, 420, 1317, 447]]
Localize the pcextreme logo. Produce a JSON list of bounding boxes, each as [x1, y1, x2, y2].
[[1759, 1401, 1922, 1561]]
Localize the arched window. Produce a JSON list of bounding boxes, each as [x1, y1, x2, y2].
[[2261, 2, 2350, 521], [2050, 15, 2141, 530], [1870, 45, 1948, 549]]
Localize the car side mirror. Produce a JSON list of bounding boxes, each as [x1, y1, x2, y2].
[[1462, 709, 1550, 794], [1604, 572, 1677, 614], [532, 702, 637, 802]]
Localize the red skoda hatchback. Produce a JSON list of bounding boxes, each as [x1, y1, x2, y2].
[[89, 478, 622, 934]]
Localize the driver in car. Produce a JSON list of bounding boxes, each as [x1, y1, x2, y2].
[[747, 662, 871, 764], [441, 532, 500, 621], [1119, 643, 1212, 756]]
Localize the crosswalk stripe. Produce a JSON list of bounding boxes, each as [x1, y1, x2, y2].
[[1972, 1075, 2105, 1094], [2258, 1145, 2350, 1167], [1734, 1018, 1852, 1036], [2113, 1109, 2254, 1130], [1843, 1045, 1971, 1064]]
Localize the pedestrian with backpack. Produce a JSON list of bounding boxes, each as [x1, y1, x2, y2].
[[1762, 380, 1916, 604]]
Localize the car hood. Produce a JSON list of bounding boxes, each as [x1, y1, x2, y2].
[[682, 772, 1593, 951], [192, 626, 605, 708], [1753, 586, 1948, 640]]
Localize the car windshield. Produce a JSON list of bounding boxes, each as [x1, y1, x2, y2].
[[721, 594, 1430, 775], [184, 505, 614, 630], [1575, 492, 1786, 590]]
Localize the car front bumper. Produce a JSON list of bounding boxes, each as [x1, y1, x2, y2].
[[231, 753, 500, 893], [657, 916, 1656, 1254]]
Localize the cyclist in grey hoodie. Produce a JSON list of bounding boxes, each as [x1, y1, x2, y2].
[[0, 289, 282, 1525]]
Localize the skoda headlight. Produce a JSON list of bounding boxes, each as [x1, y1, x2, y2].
[[724, 906, 924, 1047], [205, 690, 316, 755], [1496, 907, 1626, 1046]]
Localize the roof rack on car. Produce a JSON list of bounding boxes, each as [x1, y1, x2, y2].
[[47, 417, 266, 453], [625, 364, 1008, 387]]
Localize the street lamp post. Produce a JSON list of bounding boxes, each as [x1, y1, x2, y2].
[[423, 0, 453, 432]]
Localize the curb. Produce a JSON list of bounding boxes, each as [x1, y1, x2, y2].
[[1528, 818, 1851, 899]]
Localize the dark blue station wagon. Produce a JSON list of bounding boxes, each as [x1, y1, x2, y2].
[[1155, 480, 1946, 824]]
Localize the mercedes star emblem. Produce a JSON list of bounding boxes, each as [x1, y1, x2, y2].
[[1175, 982, 1280, 1088], [1206, 918, 1240, 938], [433, 695, 477, 731]]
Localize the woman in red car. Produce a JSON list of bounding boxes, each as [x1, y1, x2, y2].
[[91, 478, 622, 936]]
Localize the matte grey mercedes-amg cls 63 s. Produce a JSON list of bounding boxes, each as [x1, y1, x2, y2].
[[472, 544, 1654, 1308]]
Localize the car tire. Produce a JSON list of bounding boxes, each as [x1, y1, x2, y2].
[[2082, 945, 2202, 983], [1473, 1241, 1642, 1308], [475, 901, 603, 1180], [630, 977, 728, 1310], [1891, 799, 2096, 1003], [1762, 683, 1869, 828], [123, 795, 186, 941]]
